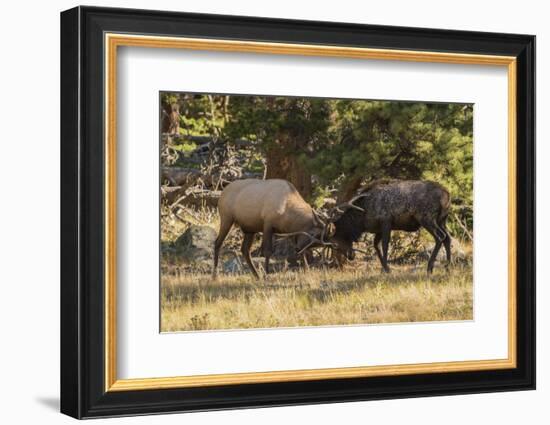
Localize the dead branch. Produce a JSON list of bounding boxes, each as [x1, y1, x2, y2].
[[453, 212, 473, 241]]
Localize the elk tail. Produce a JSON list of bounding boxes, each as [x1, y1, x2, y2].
[[441, 190, 451, 211], [439, 190, 451, 222]]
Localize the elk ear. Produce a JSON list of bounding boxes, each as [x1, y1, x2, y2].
[[327, 223, 336, 238]]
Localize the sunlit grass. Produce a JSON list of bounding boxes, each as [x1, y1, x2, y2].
[[160, 264, 473, 332]]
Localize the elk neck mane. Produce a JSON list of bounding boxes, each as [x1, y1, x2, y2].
[[358, 178, 397, 194], [333, 208, 366, 243], [333, 179, 395, 243]]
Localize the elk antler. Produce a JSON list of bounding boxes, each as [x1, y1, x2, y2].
[[313, 209, 330, 222], [312, 209, 338, 244], [337, 193, 368, 212], [328, 193, 369, 221], [274, 231, 334, 255]]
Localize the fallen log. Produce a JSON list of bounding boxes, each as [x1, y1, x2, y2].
[[180, 190, 221, 208], [161, 185, 221, 208], [161, 185, 187, 204], [161, 134, 255, 146], [161, 167, 202, 186], [162, 166, 264, 189]]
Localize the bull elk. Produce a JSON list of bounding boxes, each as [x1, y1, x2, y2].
[[213, 179, 334, 278], [330, 179, 452, 274]]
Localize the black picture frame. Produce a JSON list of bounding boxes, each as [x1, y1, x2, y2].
[[61, 5, 535, 419]]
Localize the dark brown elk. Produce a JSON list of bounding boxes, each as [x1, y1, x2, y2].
[[330, 179, 452, 274], [213, 179, 334, 278]]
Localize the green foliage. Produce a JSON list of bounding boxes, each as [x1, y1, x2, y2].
[[224, 96, 331, 153], [173, 141, 197, 156], [308, 101, 473, 190], [161, 93, 179, 106], [311, 185, 333, 209]]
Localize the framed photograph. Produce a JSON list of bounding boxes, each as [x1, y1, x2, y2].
[[60, 6, 535, 419]]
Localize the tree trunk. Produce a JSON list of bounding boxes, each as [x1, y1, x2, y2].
[[265, 137, 312, 199], [336, 175, 363, 203], [288, 157, 312, 198], [161, 167, 202, 186], [265, 143, 289, 180], [161, 102, 180, 134]]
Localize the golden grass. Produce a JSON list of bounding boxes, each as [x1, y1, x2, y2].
[[160, 264, 472, 332]]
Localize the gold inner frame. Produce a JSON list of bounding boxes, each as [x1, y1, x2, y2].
[[104, 33, 517, 392]]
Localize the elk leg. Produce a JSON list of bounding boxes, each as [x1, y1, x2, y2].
[[213, 218, 234, 278], [241, 233, 259, 279], [380, 223, 391, 273], [422, 221, 444, 274], [261, 225, 274, 275], [302, 252, 310, 271], [438, 218, 452, 268], [373, 232, 384, 267], [286, 236, 299, 268], [427, 240, 443, 274]]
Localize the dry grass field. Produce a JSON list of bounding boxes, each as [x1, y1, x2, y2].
[[160, 264, 473, 332]]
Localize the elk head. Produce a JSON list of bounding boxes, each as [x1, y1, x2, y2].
[[325, 193, 369, 262], [294, 210, 336, 255]]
